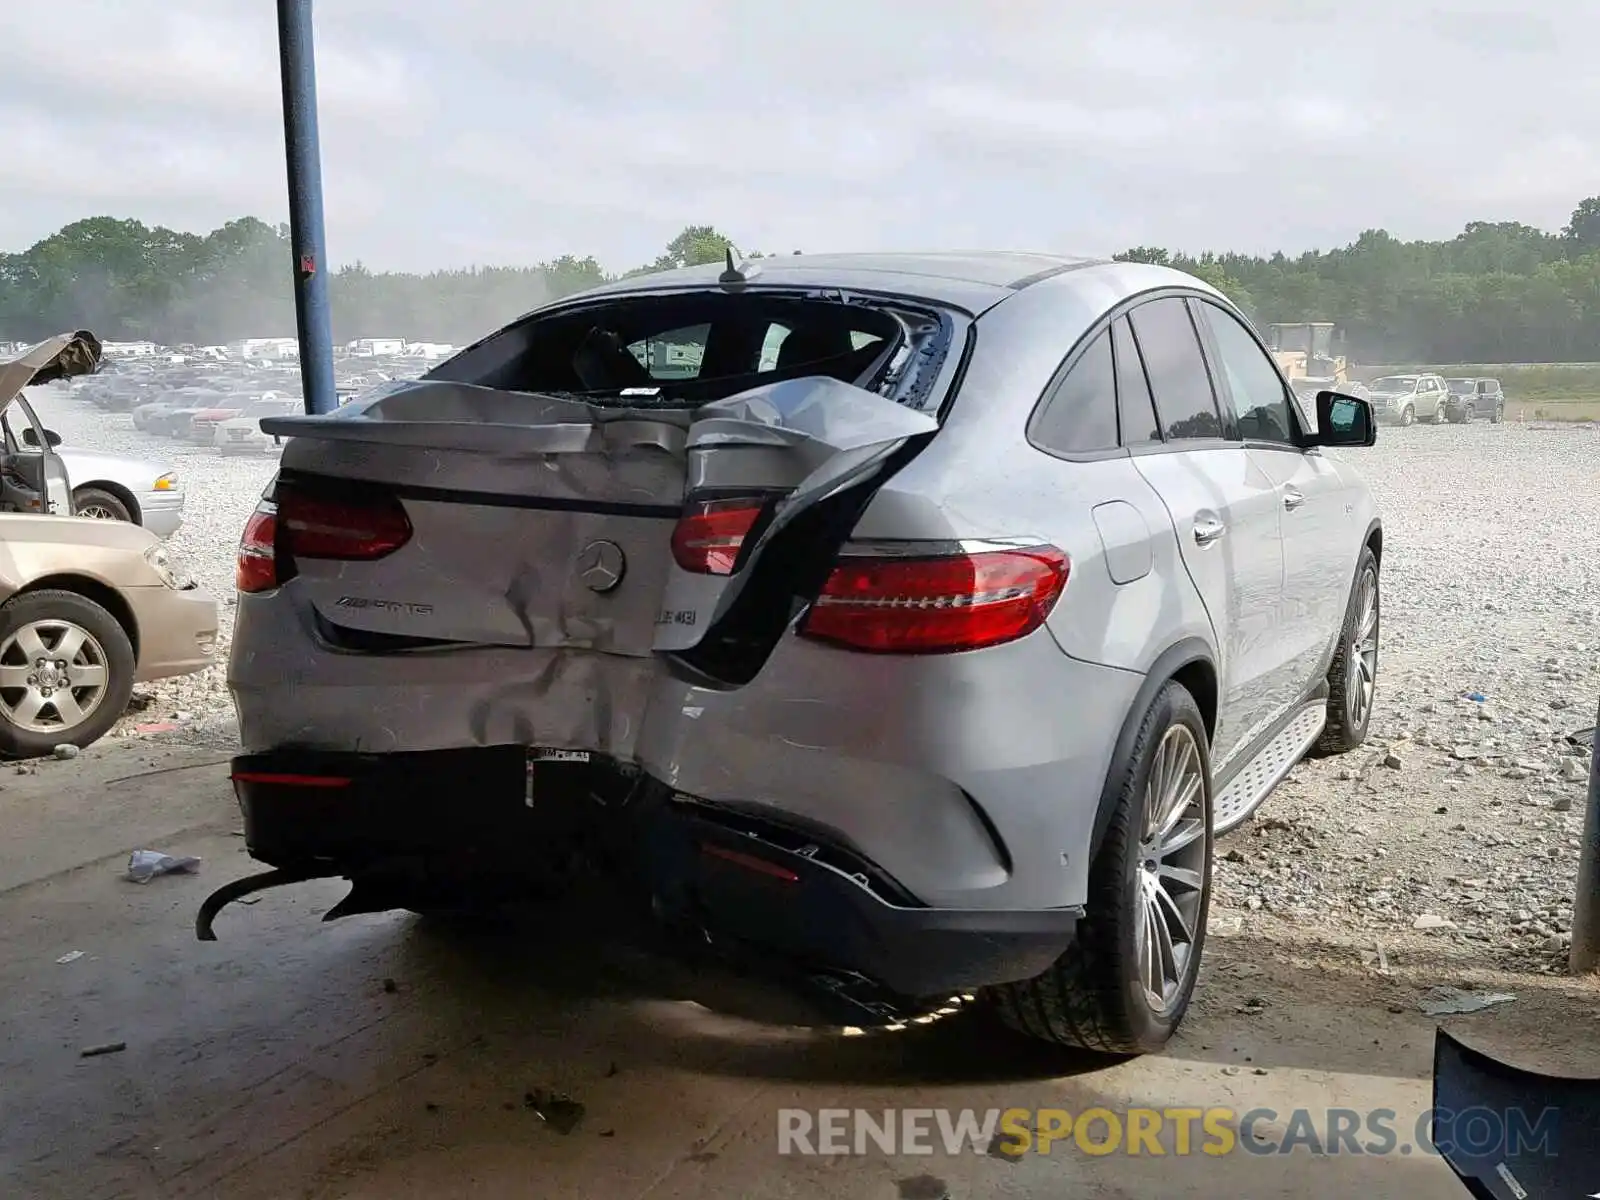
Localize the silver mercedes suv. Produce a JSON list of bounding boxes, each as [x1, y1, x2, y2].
[[212, 252, 1381, 1055]]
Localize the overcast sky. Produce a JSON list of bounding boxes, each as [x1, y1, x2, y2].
[[0, 1, 1591, 274]]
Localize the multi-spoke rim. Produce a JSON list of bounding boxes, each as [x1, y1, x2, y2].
[[1134, 725, 1208, 1013], [0, 620, 110, 734], [1348, 566, 1379, 728], [77, 502, 120, 520]]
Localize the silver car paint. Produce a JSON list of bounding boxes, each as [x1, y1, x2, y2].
[[54, 447, 185, 537], [230, 254, 1377, 915]]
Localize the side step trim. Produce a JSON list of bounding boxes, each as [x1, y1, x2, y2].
[[1212, 701, 1327, 835]]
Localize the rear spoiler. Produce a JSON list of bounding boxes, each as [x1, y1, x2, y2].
[[0, 331, 102, 406]]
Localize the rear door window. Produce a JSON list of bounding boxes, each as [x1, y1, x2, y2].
[[1112, 317, 1162, 446], [1032, 330, 1118, 454], [1127, 298, 1225, 440]]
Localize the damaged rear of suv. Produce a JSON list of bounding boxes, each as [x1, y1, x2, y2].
[[212, 252, 1382, 1053]]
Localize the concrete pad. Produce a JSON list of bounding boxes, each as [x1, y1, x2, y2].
[[0, 740, 1579, 1198]]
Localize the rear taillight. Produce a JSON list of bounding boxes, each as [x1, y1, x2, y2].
[[671, 497, 767, 575], [236, 502, 278, 594], [798, 544, 1069, 654], [234, 481, 412, 595]]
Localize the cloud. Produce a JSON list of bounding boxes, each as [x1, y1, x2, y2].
[[0, 0, 1592, 274]]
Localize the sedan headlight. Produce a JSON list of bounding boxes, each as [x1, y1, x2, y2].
[[144, 544, 194, 590], [153, 472, 179, 492]]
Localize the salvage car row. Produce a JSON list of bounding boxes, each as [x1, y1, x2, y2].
[[0, 334, 218, 757]]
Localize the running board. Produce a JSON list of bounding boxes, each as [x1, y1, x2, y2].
[[1212, 701, 1326, 835]]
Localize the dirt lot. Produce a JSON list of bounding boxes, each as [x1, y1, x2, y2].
[[0, 414, 1596, 1198]]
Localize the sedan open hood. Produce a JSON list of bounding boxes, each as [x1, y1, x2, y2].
[[0, 332, 102, 406]]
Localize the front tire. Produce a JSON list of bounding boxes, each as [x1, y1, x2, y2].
[[0, 590, 135, 757], [1400, 405, 1415, 427], [990, 681, 1213, 1054], [72, 487, 134, 524], [1316, 547, 1380, 755], [1491, 404, 1504, 424]]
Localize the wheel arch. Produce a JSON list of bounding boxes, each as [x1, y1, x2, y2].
[[9, 576, 141, 660], [1089, 638, 1217, 860], [72, 480, 143, 525]]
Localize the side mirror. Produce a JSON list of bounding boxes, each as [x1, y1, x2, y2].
[[20, 427, 61, 449], [1310, 391, 1376, 447]]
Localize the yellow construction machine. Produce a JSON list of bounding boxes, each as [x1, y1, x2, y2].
[[1264, 322, 1348, 388]]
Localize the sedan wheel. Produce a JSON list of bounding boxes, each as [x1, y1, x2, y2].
[[0, 590, 135, 757], [72, 487, 134, 524]]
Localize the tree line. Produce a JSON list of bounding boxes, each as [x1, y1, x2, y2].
[[4, 200, 1600, 363]]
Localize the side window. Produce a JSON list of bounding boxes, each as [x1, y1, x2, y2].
[[1127, 298, 1224, 440], [1111, 317, 1161, 445], [1198, 302, 1297, 445], [1033, 330, 1118, 454]]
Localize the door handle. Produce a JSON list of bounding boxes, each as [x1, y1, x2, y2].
[[1193, 515, 1226, 545], [1283, 487, 1306, 511]]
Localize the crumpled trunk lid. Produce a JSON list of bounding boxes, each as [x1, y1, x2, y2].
[[260, 375, 935, 661]]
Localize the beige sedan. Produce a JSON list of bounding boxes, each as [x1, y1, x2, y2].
[[0, 332, 219, 756]]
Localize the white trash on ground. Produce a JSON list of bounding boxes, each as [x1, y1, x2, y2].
[[124, 850, 201, 883]]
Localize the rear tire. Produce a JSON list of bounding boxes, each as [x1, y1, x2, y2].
[[1491, 404, 1504, 424], [989, 681, 1212, 1054], [0, 590, 135, 757], [1430, 403, 1447, 424], [1316, 547, 1380, 755]]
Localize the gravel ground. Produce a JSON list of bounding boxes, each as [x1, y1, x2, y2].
[[24, 383, 1600, 981]]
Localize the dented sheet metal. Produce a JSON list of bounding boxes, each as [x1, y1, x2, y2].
[[235, 372, 935, 760]]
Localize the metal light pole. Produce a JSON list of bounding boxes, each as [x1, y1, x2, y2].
[[276, 0, 338, 415], [1568, 695, 1600, 972]]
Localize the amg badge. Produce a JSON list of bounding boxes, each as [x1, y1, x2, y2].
[[334, 596, 435, 616]]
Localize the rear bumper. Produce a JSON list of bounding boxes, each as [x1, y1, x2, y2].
[[229, 597, 1139, 913], [227, 747, 1081, 1003]]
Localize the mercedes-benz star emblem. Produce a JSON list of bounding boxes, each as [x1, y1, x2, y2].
[[577, 539, 626, 593]]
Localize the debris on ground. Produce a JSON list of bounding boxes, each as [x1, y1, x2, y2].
[[80, 1041, 127, 1058], [123, 850, 202, 883], [51, 744, 79, 760], [55, 951, 84, 964], [523, 1089, 586, 1134], [1413, 913, 1456, 930], [1418, 987, 1517, 1016]]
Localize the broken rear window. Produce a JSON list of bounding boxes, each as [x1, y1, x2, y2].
[[429, 291, 943, 410]]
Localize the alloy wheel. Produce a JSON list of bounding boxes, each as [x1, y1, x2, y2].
[[1134, 725, 1208, 1013], [1348, 566, 1379, 728], [0, 620, 110, 733]]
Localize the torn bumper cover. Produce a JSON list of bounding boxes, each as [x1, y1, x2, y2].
[[204, 747, 1081, 1012]]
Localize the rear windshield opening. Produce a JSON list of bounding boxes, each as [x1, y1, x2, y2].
[[432, 292, 910, 408]]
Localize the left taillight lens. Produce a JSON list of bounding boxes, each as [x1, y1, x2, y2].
[[671, 496, 768, 575], [798, 544, 1070, 654], [235, 479, 413, 595], [236, 501, 279, 594]]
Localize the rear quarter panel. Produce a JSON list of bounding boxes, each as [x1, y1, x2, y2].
[[852, 266, 1216, 675]]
